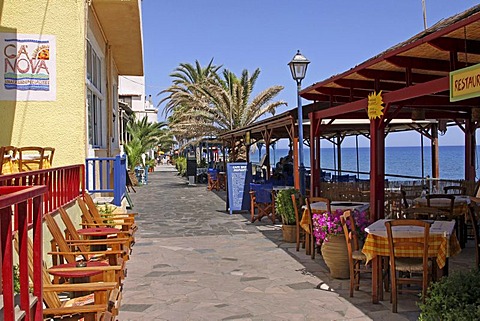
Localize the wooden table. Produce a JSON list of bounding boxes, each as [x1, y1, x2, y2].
[[49, 261, 109, 296], [362, 219, 461, 303], [77, 227, 121, 251]]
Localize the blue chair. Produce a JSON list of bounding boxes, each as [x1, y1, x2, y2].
[[249, 183, 275, 223], [207, 168, 219, 191]]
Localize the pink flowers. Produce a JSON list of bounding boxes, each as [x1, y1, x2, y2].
[[312, 209, 369, 244]]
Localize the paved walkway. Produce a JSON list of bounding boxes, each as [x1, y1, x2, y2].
[[117, 165, 431, 320]]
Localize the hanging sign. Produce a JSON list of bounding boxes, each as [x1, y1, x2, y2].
[[367, 90, 384, 120], [0, 33, 56, 101], [450, 63, 480, 102]]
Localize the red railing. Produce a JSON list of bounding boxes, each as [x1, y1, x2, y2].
[[0, 165, 85, 223], [1, 185, 47, 321]]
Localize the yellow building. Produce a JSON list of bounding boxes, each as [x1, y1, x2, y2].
[[0, 0, 144, 166]]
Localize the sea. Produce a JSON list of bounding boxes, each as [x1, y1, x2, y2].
[[248, 145, 477, 181]]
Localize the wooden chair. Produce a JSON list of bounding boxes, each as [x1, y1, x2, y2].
[[425, 194, 455, 219], [400, 185, 425, 208], [404, 206, 446, 220], [340, 210, 370, 297], [44, 213, 127, 283], [443, 185, 466, 195], [0, 145, 17, 175], [207, 169, 220, 191], [17, 146, 45, 171], [468, 202, 480, 270], [83, 193, 137, 232], [291, 194, 305, 252], [385, 219, 432, 313], [58, 207, 131, 260], [78, 197, 136, 248], [43, 146, 55, 166], [249, 183, 275, 223], [304, 196, 331, 259], [14, 234, 119, 321], [385, 192, 404, 219]]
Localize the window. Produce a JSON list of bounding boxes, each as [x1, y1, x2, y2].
[[86, 39, 104, 148]]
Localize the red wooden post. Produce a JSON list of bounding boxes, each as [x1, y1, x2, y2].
[[0, 205, 14, 321], [369, 117, 385, 221], [32, 193, 43, 320], [465, 119, 476, 181], [17, 200, 30, 320]]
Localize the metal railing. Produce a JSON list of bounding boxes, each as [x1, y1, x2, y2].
[[85, 155, 126, 206], [0, 165, 84, 221], [0, 185, 47, 321]]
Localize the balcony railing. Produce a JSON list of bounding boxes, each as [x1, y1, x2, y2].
[[0, 165, 84, 221], [85, 155, 126, 206], [1, 185, 47, 321]]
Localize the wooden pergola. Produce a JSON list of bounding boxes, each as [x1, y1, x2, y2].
[[300, 5, 480, 221]]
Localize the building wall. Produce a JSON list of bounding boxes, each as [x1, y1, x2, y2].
[[0, 1, 88, 166]]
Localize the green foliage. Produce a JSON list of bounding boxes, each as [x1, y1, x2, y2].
[[275, 188, 300, 225], [97, 203, 115, 215], [124, 115, 167, 169], [418, 269, 480, 321], [175, 156, 187, 176], [13, 264, 20, 294]]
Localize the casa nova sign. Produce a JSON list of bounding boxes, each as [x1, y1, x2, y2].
[[450, 62, 480, 102]]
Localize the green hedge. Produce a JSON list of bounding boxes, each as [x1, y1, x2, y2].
[[419, 269, 480, 321]]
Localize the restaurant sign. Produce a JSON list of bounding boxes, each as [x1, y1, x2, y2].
[[0, 33, 56, 101], [450, 63, 480, 102], [367, 91, 384, 120]]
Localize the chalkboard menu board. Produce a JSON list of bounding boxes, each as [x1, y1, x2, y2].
[[226, 162, 251, 214]]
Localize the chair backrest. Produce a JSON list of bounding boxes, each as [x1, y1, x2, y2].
[[13, 234, 62, 309], [78, 197, 99, 225], [17, 146, 45, 171], [307, 196, 332, 213], [340, 210, 360, 254], [44, 213, 80, 263], [385, 192, 404, 219], [291, 193, 302, 228], [43, 147, 55, 165], [1, 146, 17, 175], [425, 193, 455, 218], [443, 185, 466, 195], [83, 193, 108, 224], [385, 219, 430, 272], [58, 207, 90, 253], [404, 206, 446, 220], [400, 185, 425, 208], [468, 202, 480, 269], [250, 183, 273, 204]]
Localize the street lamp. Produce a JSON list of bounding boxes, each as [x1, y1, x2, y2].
[[288, 50, 310, 196]]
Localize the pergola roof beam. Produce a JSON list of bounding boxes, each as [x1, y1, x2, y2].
[[429, 37, 480, 54]]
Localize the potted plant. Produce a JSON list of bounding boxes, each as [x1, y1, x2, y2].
[[312, 209, 369, 279], [275, 188, 300, 242]]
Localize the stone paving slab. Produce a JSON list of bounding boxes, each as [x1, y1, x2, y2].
[[117, 167, 425, 321]]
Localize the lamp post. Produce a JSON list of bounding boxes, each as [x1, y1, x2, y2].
[[288, 50, 310, 196]]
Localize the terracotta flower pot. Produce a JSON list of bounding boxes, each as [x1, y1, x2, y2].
[[321, 234, 350, 279], [282, 224, 296, 243]]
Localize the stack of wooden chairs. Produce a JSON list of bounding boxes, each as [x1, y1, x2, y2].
[[21, 192, 138, 320]]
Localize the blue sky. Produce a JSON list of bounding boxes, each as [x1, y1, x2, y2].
[[141, 0, 479, 148]]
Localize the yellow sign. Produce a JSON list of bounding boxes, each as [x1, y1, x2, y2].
[[367, 91, 384, 120], [450, 63, 480, 102]]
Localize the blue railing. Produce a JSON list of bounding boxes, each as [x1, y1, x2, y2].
[[85, 155, 126, 206]]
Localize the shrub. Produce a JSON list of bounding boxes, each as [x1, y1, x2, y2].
[[175, 156, 186, 176], [418, 269, 480, 321]]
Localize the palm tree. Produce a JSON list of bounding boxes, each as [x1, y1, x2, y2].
[[124, 115, 167, 168], [161, 61, 286, 158]]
